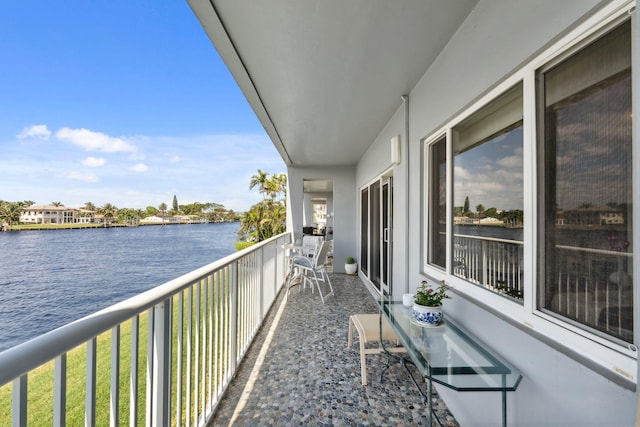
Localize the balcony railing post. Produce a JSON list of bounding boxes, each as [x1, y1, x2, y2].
[[260, 247, 265, 319], [130, 315, 139, 427], [176, 291, 184, 427], [86, 338, 97, 427], [193, 282, 201, 424], [54, 353, 67, 427], [481, 240, 488, 285], [145, 308, 154, 427], [230, 261, 238, 370], [151, 299, 171, 427], [274, 240, 278, 300], [110, 325, 120, 427], [12, 375, 27, 427]]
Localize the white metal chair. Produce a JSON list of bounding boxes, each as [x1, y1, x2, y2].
[[290, 240, 334, 303], [302, 235, 324, 257], [285, 239, 319, 294]]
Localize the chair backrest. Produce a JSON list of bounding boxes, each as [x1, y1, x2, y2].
[[313, 241, 331, 268], [302, 235, 323, 257]]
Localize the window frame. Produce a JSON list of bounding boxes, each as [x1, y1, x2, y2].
[[536, 19, 633, 346], [421, 1, 637, 378]]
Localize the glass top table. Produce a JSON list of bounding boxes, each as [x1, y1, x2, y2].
[[377, 297, 522, 426]]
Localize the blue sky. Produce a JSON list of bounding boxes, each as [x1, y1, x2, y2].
[[454, 127, 523, 211], [0, 1, 285, 212]]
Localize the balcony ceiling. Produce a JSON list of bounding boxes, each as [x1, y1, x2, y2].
[[189, 0, 478, 167]]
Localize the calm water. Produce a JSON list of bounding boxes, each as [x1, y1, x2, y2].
[[0, 223, 239, 352]]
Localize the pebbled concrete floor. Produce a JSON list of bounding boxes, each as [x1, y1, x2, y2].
[[207, 274, 459, 427]]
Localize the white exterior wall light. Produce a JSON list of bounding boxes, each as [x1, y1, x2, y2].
[[391, 134, 401, 165]]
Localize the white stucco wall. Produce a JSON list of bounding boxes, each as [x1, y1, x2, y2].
[[356, 103, 410, 293], [287, 166, 356, 274], [355, 0, 637, 425], [302, 192, 333, 229]]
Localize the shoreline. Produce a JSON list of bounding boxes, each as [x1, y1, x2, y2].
[[1, 221, 238, 232]]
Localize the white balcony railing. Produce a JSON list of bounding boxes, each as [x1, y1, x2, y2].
[[453, 234, 524, 300], [545, 244, 633, 342], [0, 232, 291, 426], [453, 234, 633, 342]]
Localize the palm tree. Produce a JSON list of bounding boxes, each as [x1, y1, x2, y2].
[[268, 202, 287, 235], [99, 203, 117, 226], [0, 201, 25, 225], [158, 203, 167, 225], [275, 173, 287, 200], [84, 202, 96, 211], [241, 169, 288, 243], [51, 201, 63, 207], [238, 206, 259, 240], [249, 169, 270, 199], [266, 173, 287, 201]]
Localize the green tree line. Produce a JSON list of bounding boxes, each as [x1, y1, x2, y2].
[[237, 170, 287, 245], [0, 198, 239, 226], [456, 195, 523, 223]]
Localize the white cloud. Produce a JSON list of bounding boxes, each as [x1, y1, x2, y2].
[[17, 124, 51, 140], [128, 152, 146, 161], [496, 155, 522, 169], [453, 165, 471, 180], [62, 171, 99, 183], [56, 127, 136, 152], [81, 157, 106, 167], [130, 163, 148, 172], [3, 130, 285, 211]]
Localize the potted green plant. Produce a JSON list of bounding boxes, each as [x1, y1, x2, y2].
[[413, 279, 450, 326], [345, 257, 357, 275]]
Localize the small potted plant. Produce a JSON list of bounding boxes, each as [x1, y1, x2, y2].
[[413, 279, 450, 326], [345, 257, 357, 275]]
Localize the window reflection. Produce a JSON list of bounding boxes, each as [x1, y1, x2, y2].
[[451, 84, 524, 300], [539, 21, 632, 343]]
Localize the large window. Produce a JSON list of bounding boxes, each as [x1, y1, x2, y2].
[[427, 84, 524, 300], [538, 21, 632, 343], [428, 136, 447, 270], [423, 17, 633, 346], [453, 84, 524, 300]]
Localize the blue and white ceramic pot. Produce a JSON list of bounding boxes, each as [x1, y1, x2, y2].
[[412, 304, 443, 327]]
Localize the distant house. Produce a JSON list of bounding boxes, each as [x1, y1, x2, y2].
[[20, 205, 75, 224], [174, 215, 203, 224], [557, 207, 626, 226], [140, 214, 203, 225], [20, 205, 102, 224], [139, 215, 166, 225], [76, 208, 100, 224], [453, 216, 474, 225], [479, 217, 504, 226]]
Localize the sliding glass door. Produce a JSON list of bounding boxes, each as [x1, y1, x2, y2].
[[360, 173, 393, 295]]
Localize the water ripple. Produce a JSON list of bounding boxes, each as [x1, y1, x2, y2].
[[0, 223, 239, 352]]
